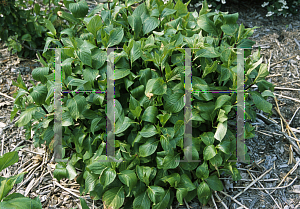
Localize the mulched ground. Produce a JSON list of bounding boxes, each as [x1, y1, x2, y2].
[[0, 1, 300, 208]]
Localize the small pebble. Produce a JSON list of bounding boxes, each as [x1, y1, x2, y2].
[[11, 67, 17, 73]]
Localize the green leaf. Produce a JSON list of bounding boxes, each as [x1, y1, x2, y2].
[[15, 74, 28, 91], [34, 3, 40, 14], [197, 15, 218, 36], [136, 166, 155, 187], [16, 106, 36, 127], [102, 187, 125, 209], [163, 92, 185, 113], [141, 106, 158, 123], [118, 170, 137, 194], [66, 76, 88, 88], [0, 151, 18, 172], [196, 161, 209, 180], [176, 187, 188, 205], [130, 41, 142, 67], [261, 90, 275, 98], [246, 57, 263, 77], [179, 174, 196, 191], [160, 173, 180, 188], [145, 78, 167, 96], [223, 13, 239, 24], [160, 152, 180, 170], [0, 172, 25, 201], [87, 15, 102, 37], [44, 19, 56, 37], [147, 186, 165, 204], [53, 164, 67, 182], [214, 121, 227, 142], [161, 8, 177, 19], [107, 27, 124, 48], [133, 190, 151, 209], [91, 118, 102, 135], [66, 164, 77, 180], [100, 167, 116, 188], [205, 175, 223, 191], [197, 181, 211, 206], [215, 138, 231, 154], [21, 34, 31, 42], [115, 116, 134, 135], [209, 153, 223, 170], [0, 195, 42, 209], [202, 60, 218, 78], [221, 24, 238, 36], [86, 156, 111, 175], [200, 132, 215, 146], [128, 14, 142, 39], [129, 95, 142, 119], [214, 95, 231, 110], [139, 124, 158, 138], [69, 0, 89, 18], [143, 17, 160, 35], [250, 91, 272, 113], [84, 171, 99, 194], [139, 137, 159, 157], [174, 0, 188, 17], [30, 85, 47, 105], [79, 197, 89, 209], [32, 67, 49, 84], [66, 95, 87, 121], [115, 68, 131, 80], [92, 48, 107, 70], [57, 10, 81, 23], [174, 120, 184, 138], [152, 189, 170, 209], [217, 109, 228, 123], [156, 112, 171, 127], [254, 63, 269, 83], [203, 145, 217, 161], [76, 48, 92, 67], [83, 66, 99, 83]]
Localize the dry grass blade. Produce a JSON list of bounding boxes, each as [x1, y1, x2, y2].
[[247, 169, 281, 209], [0, 92, 15, 101], [269, 159, 300, 195], [270, 55, 298, 67], [214, 191, 228, 209], [218, 191, 249, 209], [233, 166, 273, 199]]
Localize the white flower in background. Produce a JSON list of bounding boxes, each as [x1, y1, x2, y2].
[[278, 0, 287, 5], [261, 2, 269, 7], [221, 0, 226, 4], [282, 5, 289, 9], [208, 4, 212, 7], [195, 2, 201, 7], [278, 8, 283, 11], [216, 0, 220, 1], [266, 11, 274, 17]]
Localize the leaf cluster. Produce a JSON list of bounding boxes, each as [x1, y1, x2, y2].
[[10, 0, 275, 208], [0, 151, 42, 208]]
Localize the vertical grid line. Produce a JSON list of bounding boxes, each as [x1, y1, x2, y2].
[[236, 48, 249, 163], [54, 48, 63, 162]]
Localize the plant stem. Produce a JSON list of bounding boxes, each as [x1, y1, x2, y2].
[[218, 31, 223, 47], [245, 83, 254, 91]]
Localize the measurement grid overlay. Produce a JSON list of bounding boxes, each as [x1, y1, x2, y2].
[[52, 47, 252, 164]]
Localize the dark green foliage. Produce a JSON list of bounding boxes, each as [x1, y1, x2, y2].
[[10, 0, 275, 208]]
